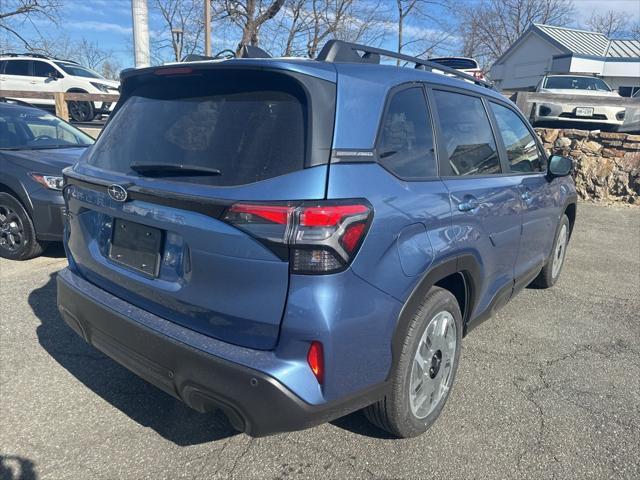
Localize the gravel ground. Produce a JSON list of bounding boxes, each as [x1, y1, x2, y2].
[[1, 202, 639, 480]]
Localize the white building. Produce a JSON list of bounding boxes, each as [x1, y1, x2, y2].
[[490, 24, 640, 96]]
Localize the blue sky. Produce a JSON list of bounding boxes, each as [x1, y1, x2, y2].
[[7, 0, 640, 69]]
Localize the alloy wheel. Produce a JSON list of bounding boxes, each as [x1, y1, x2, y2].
[[0, 205, 25, 253], [409, 310, 457, 419], [552, 224, 568, 279]]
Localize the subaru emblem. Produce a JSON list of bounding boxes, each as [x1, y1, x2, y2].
[[107, 184, 128, 202]]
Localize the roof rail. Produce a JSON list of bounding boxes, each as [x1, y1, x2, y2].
[[316, 40, 494, 90], [0, 52, 80, 64]]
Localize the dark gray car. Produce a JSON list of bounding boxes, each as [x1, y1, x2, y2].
[[0, 101, 94, 260]]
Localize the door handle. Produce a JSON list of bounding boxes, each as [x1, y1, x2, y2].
[[521, 190, 533, 203], [458, 198, 479, 212]]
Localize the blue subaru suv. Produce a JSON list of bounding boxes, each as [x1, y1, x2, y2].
[[57, 41, 577, 438]]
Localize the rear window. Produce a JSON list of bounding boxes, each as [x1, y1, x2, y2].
[[85, 70, 309, 186]]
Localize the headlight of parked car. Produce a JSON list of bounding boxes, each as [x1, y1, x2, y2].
[[30, 173, 64, 191], [90, 82, 111, 93]]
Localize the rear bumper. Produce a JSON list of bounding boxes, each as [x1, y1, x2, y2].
[[56, 267, 384, 436]]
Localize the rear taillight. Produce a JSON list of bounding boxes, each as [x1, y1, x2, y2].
[[223, 200, 372, 274]]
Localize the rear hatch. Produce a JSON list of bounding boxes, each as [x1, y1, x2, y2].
[[64, 63, 336, 350]]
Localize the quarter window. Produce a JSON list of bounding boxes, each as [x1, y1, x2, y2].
[[4, 60, 30, 76], [433, 90, 501, 176], [377, 87, 436, 179], [490, 103, 543, 173]]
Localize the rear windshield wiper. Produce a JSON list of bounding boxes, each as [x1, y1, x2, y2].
[[129, 163, 222, 177]]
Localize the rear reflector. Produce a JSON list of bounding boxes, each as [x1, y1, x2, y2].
[[307, 341, 324, 384], [223, 200, 372, 274]]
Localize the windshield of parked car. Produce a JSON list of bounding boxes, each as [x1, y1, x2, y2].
[[54, 62, 104, 79], [0, 107, 94, 150], [544, 76, 611, 91], [430, 58, 479, 70]]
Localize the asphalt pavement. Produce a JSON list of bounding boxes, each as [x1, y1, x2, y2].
[[1, 202, 639, 480]]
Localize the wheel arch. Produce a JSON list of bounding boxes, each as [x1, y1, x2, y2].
[[564, 201, 577, 238], [0, 182, 34, 214], [389, 254, 482, 378]]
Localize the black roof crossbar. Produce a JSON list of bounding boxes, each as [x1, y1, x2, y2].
[[316, 40, 494, 90]]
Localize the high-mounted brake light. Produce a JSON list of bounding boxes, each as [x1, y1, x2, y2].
[[223, 201, 372, 274], [307, 341, 324, 384], [154, 66, 194, 76]]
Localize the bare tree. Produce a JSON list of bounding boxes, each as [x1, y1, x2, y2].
[[100, 59, 123, 80], [632, 22, 640, 41], [281, 0, 306, 56], [216, 0, 286, 54], [0, 0, 61, 49], [153, 0, 204, 61], [30, 33, 118, 76], [584, 10, 628, 38], [389, 0, 456, 64], [263, 0, 388, 57], [459, 0, 574, 68]]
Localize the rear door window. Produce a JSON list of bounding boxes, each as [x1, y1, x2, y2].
[[4, 60, 30, 76], [432, 90, 501, 176], [85, 70, 309, 186], [377, 87, 437, 179], [490, 102, 543, 173]]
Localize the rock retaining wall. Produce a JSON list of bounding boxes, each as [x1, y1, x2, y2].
[[536, 128, 640, 204]]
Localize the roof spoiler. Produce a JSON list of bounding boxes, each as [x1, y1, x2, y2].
[[316, 40, 494, 90]]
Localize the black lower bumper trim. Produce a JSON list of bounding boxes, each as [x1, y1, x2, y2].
[[56, 271, 386, 436]]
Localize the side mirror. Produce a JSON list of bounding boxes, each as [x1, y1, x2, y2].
[[548, 155, 572, 177], [47, 71, 60, 80]]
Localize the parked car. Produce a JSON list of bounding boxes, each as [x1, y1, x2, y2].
[[428, 56, 485, 80], [57, 40, 577, 439], [532, 74, 626, 129], [0, 53, 119, 122], [0, 100, 94, 259]]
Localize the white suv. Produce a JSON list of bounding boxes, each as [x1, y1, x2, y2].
[[0, 53, 119, 122], [532, 74, 625, 129]]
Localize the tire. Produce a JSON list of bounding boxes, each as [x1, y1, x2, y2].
[[0, 193, 45, 260], [68, 100, 95, 122], [364, 287, 463, 438], [531, 214, 570, 289]]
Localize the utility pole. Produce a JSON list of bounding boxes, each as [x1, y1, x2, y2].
[[204, 0, 212, 56], [131, 0, 150, 67]]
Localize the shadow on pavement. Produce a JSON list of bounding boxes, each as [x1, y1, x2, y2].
[[330, 411, 395, 439], [30, 273, 238, 446], [41, 243, 66, 259], [0, 455, 37, 480]]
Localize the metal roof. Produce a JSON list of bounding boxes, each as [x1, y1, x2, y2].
[[607, 39, 640, 58], [534, 24, 610, 56]]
